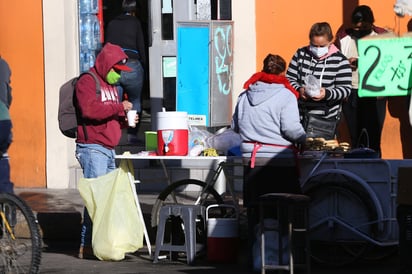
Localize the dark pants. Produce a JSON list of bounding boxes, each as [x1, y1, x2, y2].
[[243, 159, 301, 267], [0, 157, 14, 193], [342, 89, 387, 157], [0, 120, 13, 193]]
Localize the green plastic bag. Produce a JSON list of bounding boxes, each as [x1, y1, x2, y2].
[[78, 158, 144, 261]]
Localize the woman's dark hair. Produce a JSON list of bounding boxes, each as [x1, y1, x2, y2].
[[352, 5, 374, 24], [309, 22, 334, 41], [122, 0, 136, 13], [262, 54, 286, 75]]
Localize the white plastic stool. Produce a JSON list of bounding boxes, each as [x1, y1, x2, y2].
[[153, 204, 206, 265]]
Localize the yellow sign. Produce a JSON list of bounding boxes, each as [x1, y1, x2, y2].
[[358, 35, 412, 97]]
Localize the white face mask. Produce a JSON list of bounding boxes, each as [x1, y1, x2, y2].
[[310, 45, 329, 58]]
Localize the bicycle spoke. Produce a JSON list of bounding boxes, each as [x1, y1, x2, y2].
[[0, 193, 42, 274]]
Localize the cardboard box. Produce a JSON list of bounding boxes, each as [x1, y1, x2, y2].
[[397, 167, 412, 205]]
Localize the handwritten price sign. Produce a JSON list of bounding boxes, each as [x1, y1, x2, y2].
[[358, 36, 412, 97]]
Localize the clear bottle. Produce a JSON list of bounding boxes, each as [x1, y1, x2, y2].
[[79, 0, 91, 14], [79, 51, 96, 73], [81, 14, 96, 50], [79, 0, 98, 14], [86, 51, 96, 69], [91, 14, 101, 50], [79, 14, 91, 51], [78, 0, 100, 72], [90, 0, 98, 13], [80, 51, 88, 72]]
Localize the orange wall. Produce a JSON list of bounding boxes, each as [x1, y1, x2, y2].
[[256, 0, 412, 159], [0, 1, 46, 187]]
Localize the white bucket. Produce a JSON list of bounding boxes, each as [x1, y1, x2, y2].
[[156, 111, 189, 155], [206, 204, 239, 262]]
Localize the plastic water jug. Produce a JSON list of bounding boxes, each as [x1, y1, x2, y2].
[[156, 111, 188, 156]]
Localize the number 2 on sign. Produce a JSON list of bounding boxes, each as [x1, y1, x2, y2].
[[358, 37, 412, 97]]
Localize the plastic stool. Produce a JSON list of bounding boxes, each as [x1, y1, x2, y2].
[[153, 204, 206, 265], [258, 193, 311, 274]]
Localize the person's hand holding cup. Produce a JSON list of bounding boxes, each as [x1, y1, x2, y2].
[[127, 110, 139, 127], [122, 100, 132, 112]]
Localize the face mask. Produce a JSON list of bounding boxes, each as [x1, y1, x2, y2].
[[106, 69, 121, 84], [309, 45, 329, 58], [351, 29, 372, 39]]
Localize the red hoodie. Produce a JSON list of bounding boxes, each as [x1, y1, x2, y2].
[[75, 43, 128, 149]]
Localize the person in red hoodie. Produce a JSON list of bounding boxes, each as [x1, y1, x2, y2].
[[75, 42, 139, 259]]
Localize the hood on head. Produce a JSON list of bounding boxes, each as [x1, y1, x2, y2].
[[247, 82, 282, 106], [94, 43, 129, 77]]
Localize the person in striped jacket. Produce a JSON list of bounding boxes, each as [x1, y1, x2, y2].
[[286, 22, 352, 140]]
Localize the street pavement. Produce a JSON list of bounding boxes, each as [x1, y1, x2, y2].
[[14, 188, 404, 274]]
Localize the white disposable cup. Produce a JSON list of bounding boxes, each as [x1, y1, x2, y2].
[[127, 110, 137, 127]]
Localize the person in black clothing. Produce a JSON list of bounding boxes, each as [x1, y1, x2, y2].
[[335, 6, 388, 156], [105, 0, 146, 144], [0, 55, 14, 193]]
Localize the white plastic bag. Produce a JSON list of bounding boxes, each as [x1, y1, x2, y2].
[[207, 127, 242, 155], [188, 126, 212, 156], [304, 75, 320, 97], [78, 158, 144, 261], [252, 218, 289, 272]]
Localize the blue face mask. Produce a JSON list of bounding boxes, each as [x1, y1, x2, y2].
[[309, 45, 329, 58]]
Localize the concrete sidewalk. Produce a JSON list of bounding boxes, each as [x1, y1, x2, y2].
[[14, 188, 253, 273], [15, 188, 160, 246], [13, 188, 402, 274]]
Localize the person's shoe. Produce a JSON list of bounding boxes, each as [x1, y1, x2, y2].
[[78, 246, 96, 260], [78, 246, 84, 259], [141, 109, 151, 118]]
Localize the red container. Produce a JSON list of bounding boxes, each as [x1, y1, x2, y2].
[[157, 129, 188, 156], [156, 111, 188, 156], [207, 205, 239, 263], [207, 236, 239, 263]]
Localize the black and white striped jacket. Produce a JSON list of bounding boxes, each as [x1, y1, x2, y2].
[[286, 46, 352, 119]]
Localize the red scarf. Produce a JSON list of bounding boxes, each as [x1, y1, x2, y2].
[[243, 72, 299, 99]]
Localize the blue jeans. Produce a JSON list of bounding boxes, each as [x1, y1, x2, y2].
[[118, 59, 144, 136], [75, 143, 116, 247]]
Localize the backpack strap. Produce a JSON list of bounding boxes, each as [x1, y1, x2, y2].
[[81, 71, 101, 96], [75, 71, 100, 141]]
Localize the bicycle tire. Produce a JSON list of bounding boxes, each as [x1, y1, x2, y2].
[[150, 179, 224, 228], [0, 192, 42, 274], [357, 244, 398, 261], [303, 172, 379, 267]]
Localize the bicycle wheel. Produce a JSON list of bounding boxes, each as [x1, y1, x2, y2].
[[357, 244, 398, 261], [303, 171, 379, 266], [0, 193, 42, 274], [151, 179, 224, 228]]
